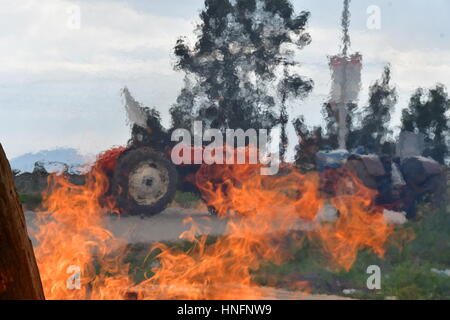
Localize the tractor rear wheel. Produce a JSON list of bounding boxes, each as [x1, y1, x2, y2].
[[113, 147, 178, 216]]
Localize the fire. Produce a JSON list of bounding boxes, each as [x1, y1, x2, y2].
[[32, 147, 394, 300], [33, 148, 133, 300], [313, 171, 393, 271], [138, 163, 392, 299], [138, 163, 318, 299]]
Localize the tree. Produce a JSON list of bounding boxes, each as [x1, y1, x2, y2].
[[292, 116, 323, 172], [0, 144, 45, 300], [278, 66, 313, 161], [401, 84, 450, 164], [352, 65, 398, 154], [321, 101, 358, 150], [170, 0, 313, 135]]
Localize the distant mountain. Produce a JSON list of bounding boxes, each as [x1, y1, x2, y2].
[[10, 148, 92, 173]]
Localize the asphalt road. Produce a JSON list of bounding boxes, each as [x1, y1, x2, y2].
[[24, 206, 227, 244], [104, 207, 228, 243], [25, 204, 315, 244]]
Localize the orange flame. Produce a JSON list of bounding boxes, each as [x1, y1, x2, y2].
[[314, 170, 393, 271], [138, 163, 393, 299], [34, 150, 133, 300], [33, 147, 393, 300]]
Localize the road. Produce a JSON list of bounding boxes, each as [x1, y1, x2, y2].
[[24, 206, 227, 244], [104, 207, 228, 243]]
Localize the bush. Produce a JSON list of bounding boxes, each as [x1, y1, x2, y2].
[[173, 191, 201, 208], [19, 193, 43, 205]]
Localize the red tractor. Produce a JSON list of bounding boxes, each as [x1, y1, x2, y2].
[[97, 89, 199, 216], [101, 89, 446, 219]]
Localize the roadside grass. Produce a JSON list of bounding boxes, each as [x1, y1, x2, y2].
[[125, 236, 218, 284], [124, 202, 450, 299], [255, 202, 450, 300], [171, 191, 202, 209], [19, 190, 203, 210], [19, 193, 43, 206]]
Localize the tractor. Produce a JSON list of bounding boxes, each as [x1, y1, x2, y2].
[[104, 89, 446, 218], [100, 88, 199, 216]]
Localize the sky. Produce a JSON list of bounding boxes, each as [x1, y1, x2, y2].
[[0, 0, 449, 160]]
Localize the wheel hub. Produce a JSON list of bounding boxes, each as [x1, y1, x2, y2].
[[128, 160, 169, 206]]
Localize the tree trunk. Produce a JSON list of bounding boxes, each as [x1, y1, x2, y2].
[[0, 144, 45, 300]]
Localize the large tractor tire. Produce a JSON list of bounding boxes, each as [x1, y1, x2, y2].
[[113, 147, 178, 216]]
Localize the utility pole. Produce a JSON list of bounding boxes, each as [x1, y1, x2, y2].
[[329, 0, 362, 150]]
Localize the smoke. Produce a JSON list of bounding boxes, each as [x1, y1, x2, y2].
[[122, 87, 149, 129]]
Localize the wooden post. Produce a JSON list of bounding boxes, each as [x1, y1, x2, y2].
[[0, 143, 45, 300]]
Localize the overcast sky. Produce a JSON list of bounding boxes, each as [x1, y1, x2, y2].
[[0, 0, 449, 160]]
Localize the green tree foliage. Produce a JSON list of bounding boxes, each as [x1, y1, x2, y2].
[[278, 66, 313, 161], [321, 101, 358, 151], [351, 65, 398, 154], [401, 84, 450, 164], [170, 0, 313, 135], [292, 116, 322, 172]]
